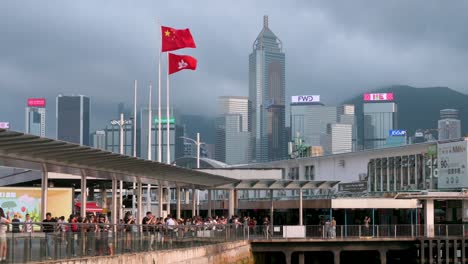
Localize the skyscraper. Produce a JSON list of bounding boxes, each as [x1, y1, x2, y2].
[[337, 104, 357, 151], [139, 107, 184, 163], [438, 109, 461, 140], [56, 95, 90, 145], [363, 93, 397, 149], [91, 130, 106, 150], [104, 120, 134, 156], [290, 97, 337, 148], [249, 16, 286, 162], [215, 96, 251, 164], [327, 123, 353, 154], [25, 98, 46, 137]]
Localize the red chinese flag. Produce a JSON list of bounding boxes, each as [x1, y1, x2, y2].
[[168, 53, 197, 75], [161, 26, 196, 52]]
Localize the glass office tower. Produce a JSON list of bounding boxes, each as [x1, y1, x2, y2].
[[56, 95, 90, 145], [363, 102, 397, 149], [249, 16, 286, 162]]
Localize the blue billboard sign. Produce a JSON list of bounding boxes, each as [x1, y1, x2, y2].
[[389, 130, 407, 136]]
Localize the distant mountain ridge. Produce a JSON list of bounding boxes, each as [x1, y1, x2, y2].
[[341, 85, 468, 139]]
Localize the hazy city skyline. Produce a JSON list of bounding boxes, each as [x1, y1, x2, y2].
[[2, 1, 468, 138]]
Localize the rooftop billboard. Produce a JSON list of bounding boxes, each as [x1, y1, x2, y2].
[[27, 98, 46, 107], [0, 122, 9, 129], [363, 93, 394, 102], [291, 95, 320, 103]]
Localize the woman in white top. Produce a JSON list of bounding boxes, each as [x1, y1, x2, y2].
[[0, 208, 11, 261]]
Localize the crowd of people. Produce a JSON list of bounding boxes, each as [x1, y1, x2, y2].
[[0, 206, 275, 261]]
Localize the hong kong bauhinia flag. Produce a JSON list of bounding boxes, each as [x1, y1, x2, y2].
[[161, 26, 196, 52], [168, 53, 197, 75]]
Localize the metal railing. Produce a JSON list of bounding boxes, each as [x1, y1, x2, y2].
[[0, 222, 247, 263], [248, 224, 468, 240], [2, 222, 468, 263]]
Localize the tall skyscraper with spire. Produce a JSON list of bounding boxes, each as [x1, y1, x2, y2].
[[249, 16, 286, 162]]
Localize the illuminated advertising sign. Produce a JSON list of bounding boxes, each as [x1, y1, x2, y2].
[[438, 140, 468, 189], [154, 117, 175, 124], [363, 93, 394, 101], [0, 122, 9, 129], [27, 98, 46, 107], [389, 130, 407, 136], [291, 95, 320, 103]]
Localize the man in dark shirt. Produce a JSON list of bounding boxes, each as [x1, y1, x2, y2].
[[142, 211, 153, 232], [11, 214, 20, 233], [42, 212, 56, 233], [43, 212, 56, 259]]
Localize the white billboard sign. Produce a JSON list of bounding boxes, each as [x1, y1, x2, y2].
[[291, 95, 320, 103], [438, 140, 468, 189], [0, 122, 9, 129]]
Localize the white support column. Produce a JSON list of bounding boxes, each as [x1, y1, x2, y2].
[[299, 189, 303, 225], [101, 187, 107, 211], [407, 155, 410, 187], [192, 188, 197, 217], [41, 164, 48, 220], [119, 180, 123, 221], [176, 187, 181, 220], [167, 187, 171, 216], [228, 189, 235, 218], [393, 159, 397, 192], [270, 190, 274, 227], [137, 180, 143, 226], [207, 190, 212, 218], [415, 154, 419, 188], [374, 160, 377, 192], [80, 169, 87, 218], [425, 199, 434, 238], [386, 157, 390, 192], [146, 184, 151, 213], [380, 159, 384, 192], [112, 178, 118, 231], [158, 185, 163, 217]]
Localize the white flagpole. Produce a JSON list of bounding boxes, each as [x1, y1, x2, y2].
[[166, 52, 171, 165], [147, 82, 152, 160], [158, 52, 162, 163], [147, 81, 153, 213], [132, 80, 137, 217], [133, 80, 137, 158]]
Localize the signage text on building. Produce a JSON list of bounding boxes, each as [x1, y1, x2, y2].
[[291, 95, 320, 103], [363, 93, 394, 102]]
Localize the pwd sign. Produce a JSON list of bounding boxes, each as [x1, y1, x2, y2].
[[389, 130, 406, 136], [291, 95, 320, 103]]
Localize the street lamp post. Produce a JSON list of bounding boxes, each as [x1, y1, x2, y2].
[[111, 113, 133, 221], [180, 133, 204, 216]]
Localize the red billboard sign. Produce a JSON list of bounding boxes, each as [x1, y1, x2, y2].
[[27, 98, 46, 107], [363, 93, 394, 101]]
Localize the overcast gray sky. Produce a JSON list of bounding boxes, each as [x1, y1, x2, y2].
[[2, 1, 468, 136]]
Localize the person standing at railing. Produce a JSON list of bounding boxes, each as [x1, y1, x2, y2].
[[331, 217, 336, 238], [42, 212, 57, 259], [11, 214, 20, 234], [142, 212, 155, 250], [262, 217, 270, 239], [166, 214, 176, 243], [23, 214, 33, 233], [0, 207, 11, 262], [364, 216, 371, 237], [123, 212, 135, 251]]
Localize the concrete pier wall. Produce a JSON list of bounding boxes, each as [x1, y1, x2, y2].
[[41, 241, 253, 264]]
